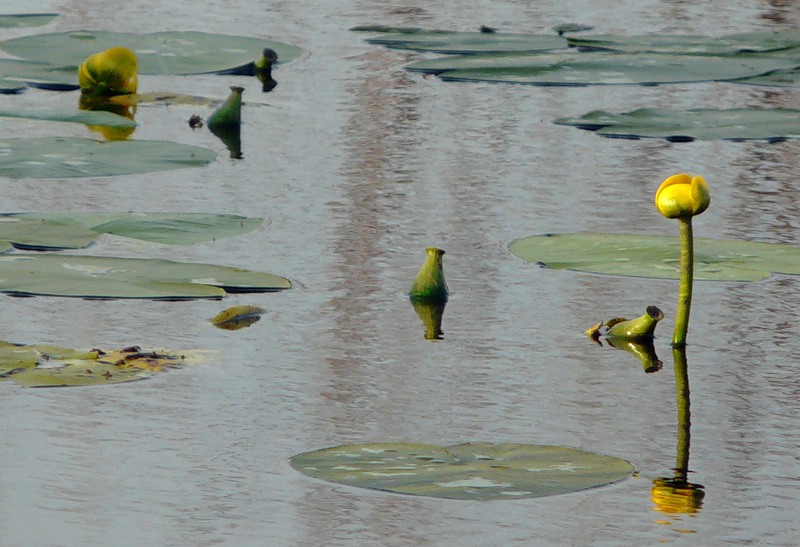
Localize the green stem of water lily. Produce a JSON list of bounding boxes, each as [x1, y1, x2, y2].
[[673, 347, 691, 478], [674, 217, 694, 348]]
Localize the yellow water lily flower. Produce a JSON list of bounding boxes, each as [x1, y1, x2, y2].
[[654, 173, 710, 219], [78, 46, 138, 96]]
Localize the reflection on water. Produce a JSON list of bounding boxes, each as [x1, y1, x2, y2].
[[606, 337, 663, 373], [78, 94, 136, 140], [209, 123, 243, 159], [411, 299, 446, 340], [652, 348, 705, 525]]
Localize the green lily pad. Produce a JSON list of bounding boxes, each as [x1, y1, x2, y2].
[[0, 13, 58, 29], [406, 51, 800, 86], [0, 213, 262, 249], [0, 215, 98, 250], [0, 108, 136, 127], [0, 254, 291, 299], [508, 233, 800, 282], [554, 108, 800, 142], [0, 30, 303, 75], [12, 212, 263, 245], [565, 32, 800, 54], [736, 65, 800, 87], [0, 58, 77, 91], [290, 442, 633, 500], [0, 137, 215, 179], [366, 30, 568, 54]]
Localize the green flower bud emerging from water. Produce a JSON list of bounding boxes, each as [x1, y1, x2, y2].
[[409, 247, 448, 302], [207, 86, 243, 129]]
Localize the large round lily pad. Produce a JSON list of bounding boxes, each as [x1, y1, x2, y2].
[[0, 108, 135, 127], [290, 442, 633, 500], [0, 137, 215, 179], [565, 32, 800, 55], [406, 51, 800, 86], [0, 213, 263, 250], [0, 215, 99, 250], [0, 254, 291, 299], [509, 233, 800, 282], [554, 108, 800, 142], [10, 212, 263, 245], [0, 13, 58, 29], [0, 30, 303, 75], [366, 30, 568, 54]]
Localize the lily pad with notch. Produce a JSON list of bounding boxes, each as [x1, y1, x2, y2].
[[0, 136, 215, 179], [0, 254, 291, 300], [0, 107, 136, 128], [554, 107, 800, 142], [10, 212, 263, 246], [565, 32, 800, 55], [0, 30, 303, 76], [406, 51, 800, 86], [290, 442, 634, 500], [366, 30, 568, 54], [509, 233, 800, 282]]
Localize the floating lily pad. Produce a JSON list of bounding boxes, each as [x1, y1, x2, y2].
[[0, 30, 303, 75], [290, 442, 633, 500], [554, 108, 800, 142], [0, 58, 79, 91], [406, 51, 800, 86], [566, 32, 800, 54], [736, 65, 800, 87], [366, 30, 568, 54], [0, 254, 291, 299], [0, 108, 136, 127], [0, 215, 98, 250], [508, 233, 800, 282], [0, 137, 215, 179], [0, 13, 58, 29], [0, 342, 198, 387], [1, 212, 262, 248], [12, 212, 263, 245]]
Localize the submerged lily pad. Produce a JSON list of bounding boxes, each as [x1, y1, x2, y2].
[[0, 342, 197, 387], [0, 13, 58, 29], [0, 254, 290, 299], [290, 442, 633, 500], [0, 30, 303, 75], [565, 32, 800, 55], [554, 108, 800, 142], [509, 233, 800, 282], [209, 305, 265, 330], [367, 30, 568, 54], [0, 137, 215, 179], [0, 108, 136, 127], [406, 51, 800, 86]]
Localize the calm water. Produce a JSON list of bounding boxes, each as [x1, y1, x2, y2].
[[1, 0, 799, 545]]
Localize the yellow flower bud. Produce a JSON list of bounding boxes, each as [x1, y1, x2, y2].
[[78, 46, 138, 96], [654, 173, 710, 219]]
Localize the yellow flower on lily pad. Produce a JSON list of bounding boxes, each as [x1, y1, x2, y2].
[[78, 46, 138, 97], [655, 173, 710, 219]]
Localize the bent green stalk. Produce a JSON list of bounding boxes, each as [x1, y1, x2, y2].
[[674, 217, 694, 348]]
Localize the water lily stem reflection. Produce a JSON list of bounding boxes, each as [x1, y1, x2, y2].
[[674, 218, 694, 348]]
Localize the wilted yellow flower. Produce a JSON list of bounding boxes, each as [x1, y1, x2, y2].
[[78, 46, 138, 96], [655, 173, 710, 219]]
